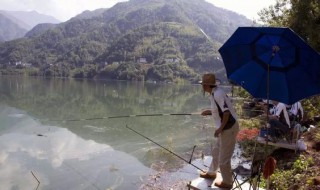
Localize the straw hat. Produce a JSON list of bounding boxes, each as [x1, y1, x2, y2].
[[200, 73, 216, 86]]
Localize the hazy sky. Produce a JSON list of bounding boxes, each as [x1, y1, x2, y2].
[[207, 0, 276, 20], [0, 0, 276, 22]]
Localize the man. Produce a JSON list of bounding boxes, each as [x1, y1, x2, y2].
[[200, 73, 239, 189], [289, 101, 304, 122], [268, 101, 291, 140]]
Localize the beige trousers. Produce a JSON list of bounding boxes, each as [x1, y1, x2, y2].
[[208, 122, 239, 184]]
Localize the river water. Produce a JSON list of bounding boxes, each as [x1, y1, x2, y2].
[[0, 76, 243, 190]]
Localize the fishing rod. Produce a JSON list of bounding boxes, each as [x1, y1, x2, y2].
[[125, 125, 205, 173], [46, 113, 201, 122]]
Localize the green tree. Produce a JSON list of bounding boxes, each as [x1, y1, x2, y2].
[[258, 0, 320, 51]]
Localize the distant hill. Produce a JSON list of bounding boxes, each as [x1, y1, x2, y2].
[[0, 0, 253, 82], [0, 13, 27, 42], [0, 10, 60, 30], [0, 11, 30, 30], [0, 10, 60, 41]]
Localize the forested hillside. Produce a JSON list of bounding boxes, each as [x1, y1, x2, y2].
[[0, 0, 253, 82]]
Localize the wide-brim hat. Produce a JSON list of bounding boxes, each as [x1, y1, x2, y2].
[[199, 73, 216, 86]]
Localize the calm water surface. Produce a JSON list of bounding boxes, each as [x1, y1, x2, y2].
[[0, 76, 233, 189]]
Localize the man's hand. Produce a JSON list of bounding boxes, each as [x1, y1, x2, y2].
[[214, 127, 223, 137], [201, 110, 212, 116]]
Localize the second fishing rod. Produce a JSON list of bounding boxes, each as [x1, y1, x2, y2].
[[125, 125, 206, 173], [46, 113, 209, 172]]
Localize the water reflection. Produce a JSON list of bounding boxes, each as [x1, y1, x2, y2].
[[0, 106, 152, 190], [0, 76, 234, 189], [0, 77, 212, 155]]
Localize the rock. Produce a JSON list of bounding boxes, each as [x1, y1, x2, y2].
[[312, 142, 320, 151], [288, 184, 299, 190], [313, 115, 320, 122], [314, 176, 320, 185]]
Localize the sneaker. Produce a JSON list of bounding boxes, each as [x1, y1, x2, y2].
[[214, 181, 232, 189], [199, 171, 216, 180]]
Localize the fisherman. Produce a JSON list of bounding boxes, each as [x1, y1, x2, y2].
[[199, 73, 239, 189]]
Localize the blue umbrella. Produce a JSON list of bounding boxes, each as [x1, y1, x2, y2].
[[218, 27, 320, 105]]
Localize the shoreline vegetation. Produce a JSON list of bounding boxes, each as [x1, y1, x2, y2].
[[0, 67, 201, 84]]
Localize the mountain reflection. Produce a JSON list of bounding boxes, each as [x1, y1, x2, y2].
[[0, 106, 152, 190]]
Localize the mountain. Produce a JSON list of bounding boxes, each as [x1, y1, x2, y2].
[[0, 13, 27, 42], [0, 10, 60, 41], [0, 0, 253, 82], [71, 8, 108, 20], [25, 23, 58, 38], [0, 11, 29, 30], [0, 10, 60, 30]]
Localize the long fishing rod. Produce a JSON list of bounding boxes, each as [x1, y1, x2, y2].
[[125, 125, 205, 173], [46, 113, 201, 122]]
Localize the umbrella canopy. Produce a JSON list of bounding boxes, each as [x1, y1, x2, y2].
[[219, 27, 320, 105]]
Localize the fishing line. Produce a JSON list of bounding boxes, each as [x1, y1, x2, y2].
[[125, 125, 205, 173]]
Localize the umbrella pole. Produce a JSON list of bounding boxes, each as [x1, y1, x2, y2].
[[265, 52, 278, 152], [231, 84, 234, 97], [267, 64, 270, 128], [265, 47, 277, 134], [264, 52, 277, 190]]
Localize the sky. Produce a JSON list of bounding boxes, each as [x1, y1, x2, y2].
[[0, 0, 276, 22], [207, 0, 276, 20]]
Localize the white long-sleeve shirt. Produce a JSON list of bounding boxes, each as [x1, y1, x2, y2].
[[290, 101, 304, 118], [274, 102, 290, 127]]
